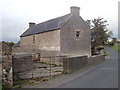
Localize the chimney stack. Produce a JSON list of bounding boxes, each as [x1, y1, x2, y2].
[[70, 6, 80, 16], [29, 22, 35, 28]]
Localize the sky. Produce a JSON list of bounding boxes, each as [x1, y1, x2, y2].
[[0, 0, 119, 42]]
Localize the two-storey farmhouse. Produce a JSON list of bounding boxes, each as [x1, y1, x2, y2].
[[13, 6, 91, 57]]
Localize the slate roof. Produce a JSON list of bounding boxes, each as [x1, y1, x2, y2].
[[20, 14, 72, 37], [13, 41, 20, 47]]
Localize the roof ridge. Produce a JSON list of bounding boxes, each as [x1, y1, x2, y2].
[[37, 14, 71, 25]]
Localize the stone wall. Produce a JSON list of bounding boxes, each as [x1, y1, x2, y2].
[[2, 55, 13, 87], [63, 56, 88, 73], [13, 55, 33, 73], [88, 55, 105, 64], [40, 56, 66, 65], [12, 47, 21, 54], [63, 55, 105, 74]]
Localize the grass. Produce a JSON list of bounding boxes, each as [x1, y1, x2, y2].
[[0, 86, 2, 90], [1, 84, 10, 90], [50, 64, 62, 67], [109, 43, 120, 53], [39, 62, 47, 64], [13, 79, 35, 88], [13, 85, 21, 88], [104, 51, 109, 56], [39, 62, 62, 67]]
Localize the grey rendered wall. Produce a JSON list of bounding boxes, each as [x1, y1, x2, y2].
[[60, 15, 91, 57], [63, 56, 88, 73]]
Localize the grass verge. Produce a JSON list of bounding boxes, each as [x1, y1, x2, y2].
[[104, 51, 109, 56], [109, 43, 120, 53], [13, 73, 62, 88], [0, 86, 2, 90]]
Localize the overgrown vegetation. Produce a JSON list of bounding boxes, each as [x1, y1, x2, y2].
[[0, 41, 15, 55]]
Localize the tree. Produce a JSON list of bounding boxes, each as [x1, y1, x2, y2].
[[86, 17, 113, 54], [8, 42, 15, 47], [1, 41, 15, 55], [107, 31, 113, 39], [111, 37, 117, 45]]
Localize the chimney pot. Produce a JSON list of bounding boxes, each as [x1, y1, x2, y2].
[[29, 22, 35, 28], [70, 6, 80, 16]]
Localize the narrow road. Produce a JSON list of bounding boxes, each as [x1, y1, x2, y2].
[[57, 47, 118, 88]]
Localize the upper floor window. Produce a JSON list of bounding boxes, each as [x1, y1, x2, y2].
[[33, 35, 35, 43], [75, 31, 80, 38]]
